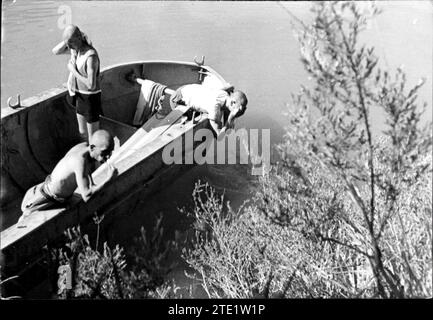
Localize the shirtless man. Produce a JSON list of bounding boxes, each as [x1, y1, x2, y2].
[[18, 130, 117, 225], [169, 84, 248, 137]]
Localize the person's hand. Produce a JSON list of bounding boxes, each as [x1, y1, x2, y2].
[[113, 136, 121, 150], [106, 162, 118, 180], [67, 60, 76, 73], [226, 113, 236, 129], [226, 120, 235, 130]]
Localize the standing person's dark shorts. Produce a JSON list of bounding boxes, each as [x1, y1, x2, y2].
[[68, 91, 103, 123], [74, 91, 103, 123]]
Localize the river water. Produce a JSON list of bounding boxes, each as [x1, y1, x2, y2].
[[1, 1, 432, 297]]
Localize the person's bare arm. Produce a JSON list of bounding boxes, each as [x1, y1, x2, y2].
[[67, 55, 99, 90], [211, 108, 238, 138], [85, 55, 98, 90], [208, 119, 229, 139], [75, 160, 117, 202], [52, 41, 69, 55]]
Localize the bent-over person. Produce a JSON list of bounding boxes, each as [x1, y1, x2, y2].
[[170, 84, 248, 137], [18, 130, 117, 227]]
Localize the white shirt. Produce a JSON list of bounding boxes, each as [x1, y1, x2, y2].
[[180, 84, 228, 124]]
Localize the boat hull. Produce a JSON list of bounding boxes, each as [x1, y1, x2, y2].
[[1, 60, 227, 271]]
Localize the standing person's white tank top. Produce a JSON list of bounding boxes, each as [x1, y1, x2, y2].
[[67, 48, 101, 96]]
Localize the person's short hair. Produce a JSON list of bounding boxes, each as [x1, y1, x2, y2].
[[233, 90, 248, 117], [63, 25, 80, 41], [91, 129, 114, 152], [63, 24, 92, 46]]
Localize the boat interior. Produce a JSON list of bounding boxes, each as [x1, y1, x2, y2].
[[0, 61, 221, 231]]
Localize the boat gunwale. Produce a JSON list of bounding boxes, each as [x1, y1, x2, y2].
[[1, 60, 225, 119]]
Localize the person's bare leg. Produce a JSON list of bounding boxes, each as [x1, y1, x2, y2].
[[87, 121, 100, 142], [76, 114, 88, 142]]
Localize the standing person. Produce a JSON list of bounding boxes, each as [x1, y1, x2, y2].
[[52, 24, 102, 142]]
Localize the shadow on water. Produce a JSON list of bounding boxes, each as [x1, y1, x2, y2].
[[245, 113, 287, 164]]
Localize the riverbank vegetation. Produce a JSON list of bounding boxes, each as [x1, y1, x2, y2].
[[55, 215, 180, 299], [183, 2, 432, 298]]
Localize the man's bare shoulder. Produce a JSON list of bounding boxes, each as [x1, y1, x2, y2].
[[50, 143, 90, 179], [63, 143, 90, 167]]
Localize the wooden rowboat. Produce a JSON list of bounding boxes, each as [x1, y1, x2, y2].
[[0, 59, 227, 271]]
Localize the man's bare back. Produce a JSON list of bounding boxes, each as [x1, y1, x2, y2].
[[48, 142, 93, 198]]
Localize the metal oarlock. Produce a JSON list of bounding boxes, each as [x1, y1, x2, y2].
[[125, 70, 138, 84], [194, 55, 205, 66], [194, 56, 206, 82], [7, 94, 21, 109]]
